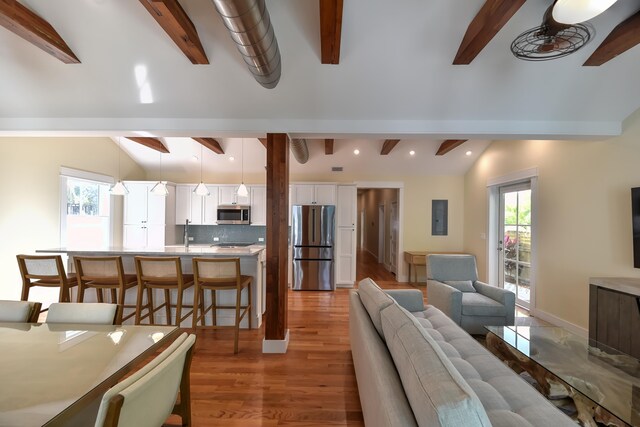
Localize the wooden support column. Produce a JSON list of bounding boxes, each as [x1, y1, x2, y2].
[[263, 133, 290, 353]]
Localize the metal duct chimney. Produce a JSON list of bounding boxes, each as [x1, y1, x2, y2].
[[211, 0, 281, 89], [290, 138, 309, 164]]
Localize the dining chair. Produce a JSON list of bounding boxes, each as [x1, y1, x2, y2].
[[94, 332, 196, 427], [192, 257, 252, 354], [134, 257, 196, 326], [45, 302, 122, 325], [0, 300, 42, 323], [74, 256, 138, 324], [17, 254, 78, 305]]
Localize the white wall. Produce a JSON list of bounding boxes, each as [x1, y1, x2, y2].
[[0, 137, 145, 300], [464, 111, 640, 330]]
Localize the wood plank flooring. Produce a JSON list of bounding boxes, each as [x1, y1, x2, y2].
[[175, 250, 419, 426]]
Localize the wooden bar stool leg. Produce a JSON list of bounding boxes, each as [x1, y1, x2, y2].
[[147, 288, 155, 325], [192, 284, 200, 330], [211, 290, 217, 326], [77, 283, 85, 303], [97, 289, 104, 303], [20, 284, 30, 302], [175, 289, 183, 327], [248, 281, 253, 329], [164, 289, 172, 325], [234, 287, 242, 354], [135, 283, 144, 325], [59, 284, 68, 303], [110, 289, 117, 304], [199, 289, 205, 326]]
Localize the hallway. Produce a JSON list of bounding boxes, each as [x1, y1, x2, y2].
[[356, 249, 396, 283]]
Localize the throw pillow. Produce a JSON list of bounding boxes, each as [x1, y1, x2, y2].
[[443, 280, 476, 293]]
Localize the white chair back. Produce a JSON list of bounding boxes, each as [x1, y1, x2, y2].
[[94, 333, 196, 427], [0, 300, 38, 322], [46, 303, 118, 325]]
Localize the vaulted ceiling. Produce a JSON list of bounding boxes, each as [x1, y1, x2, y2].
[[1, 0, 640, 140]]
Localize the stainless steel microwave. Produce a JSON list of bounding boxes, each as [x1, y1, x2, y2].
[[217, 205, 250, 225]]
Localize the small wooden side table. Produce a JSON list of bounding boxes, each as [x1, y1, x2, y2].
[[404, 251, 467, 284], [404, 251, 427, 284]]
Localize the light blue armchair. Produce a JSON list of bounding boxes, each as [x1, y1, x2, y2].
[[426, 254, 515, 335]]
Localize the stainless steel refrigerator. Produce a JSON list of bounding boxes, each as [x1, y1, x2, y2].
[[291, 205, 335, 291]]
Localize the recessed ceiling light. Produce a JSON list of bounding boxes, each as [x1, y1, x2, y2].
[[191, 155, 199, 162], [409, 150, 416, 156], [229, 156, 235, 161], [465, 151, 472, 156], [353, 149, 360, 155]]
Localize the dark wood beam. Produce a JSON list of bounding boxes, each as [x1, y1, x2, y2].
[[584, 10, 640, 66], [258, 138, 268, 148], [436, 139, 468, 156], [380, 139, 400, 155], [0, 0, 79, 64], [453, 0, 527, 65], [319, 0, 344, 64], [126, 137, 169, 153], [324, 139, 334, 155], [192, 137, 224, 154], [138, 0, 209, 64], [265, 133, 289, 350]]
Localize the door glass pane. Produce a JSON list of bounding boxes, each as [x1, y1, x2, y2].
[[504, 226, 518, 260], [517, 190, 531, 225], [518, 265, 531, 302], [518, 226, 531, 263], [504, 193, 518, 225]]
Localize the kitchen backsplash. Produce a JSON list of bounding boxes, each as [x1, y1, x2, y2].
[[176, 225, 266, 244]]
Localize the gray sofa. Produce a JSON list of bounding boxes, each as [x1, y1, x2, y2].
[[350, 278, 574, 427], [427, 254, 516, 335]]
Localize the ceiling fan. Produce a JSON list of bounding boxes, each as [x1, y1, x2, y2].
[[510, 4, 593, 61]]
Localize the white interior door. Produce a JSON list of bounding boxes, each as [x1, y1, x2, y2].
[[498, 182, 532, 309], [378, 205, 385, 263]]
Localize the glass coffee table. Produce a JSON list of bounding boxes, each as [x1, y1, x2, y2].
[[485, 325, 640, 427]]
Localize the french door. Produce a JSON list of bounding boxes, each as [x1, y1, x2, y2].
[[498, 182, 532, 309]]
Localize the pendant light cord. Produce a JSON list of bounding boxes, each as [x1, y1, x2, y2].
[[241, 138, 244, 183], [200, 144, 203, 182]]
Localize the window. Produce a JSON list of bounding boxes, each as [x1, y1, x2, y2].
[[60, 168, 114, 248]]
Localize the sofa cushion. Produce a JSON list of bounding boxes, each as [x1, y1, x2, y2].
[[444, 280, 476, 293], [414, 305, 576, 427], [381, 303, 492, 427], [357, 278, 395, 339], [461, 293, 506, 317], [427, 254, 478, 282]]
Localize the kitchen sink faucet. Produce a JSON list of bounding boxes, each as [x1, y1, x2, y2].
[[184, 219, 190, 248]]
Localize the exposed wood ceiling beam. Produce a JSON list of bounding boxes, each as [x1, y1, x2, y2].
[[126, 137, 169, 153], [138, 0, 209, 64], [436, 140, 467, 156], [319, 0, 344, 64], [453, 0, 527, 65], [584, 10, 640, 66], [325, 139, 334, 155], [258, 138, 268, 148], [0, 0, 80, 64], [192, 137, 224, 154], [380, 139, 400, 155]]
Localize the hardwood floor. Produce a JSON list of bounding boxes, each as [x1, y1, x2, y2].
[[175, 251, 418, 426], [355, 249, 396, 282]]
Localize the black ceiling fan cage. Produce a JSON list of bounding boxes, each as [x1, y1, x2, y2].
[[510, 23, 593, 61]]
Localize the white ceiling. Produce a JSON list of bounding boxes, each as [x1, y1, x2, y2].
[[1, 0, 639, 138], [121, 137, 491, 177]]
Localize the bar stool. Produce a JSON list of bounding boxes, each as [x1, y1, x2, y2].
[[74, 256, 138, 324], [134, 256, 195, 326], [192, 257, 252, 354], [17, 255, 78, 306]]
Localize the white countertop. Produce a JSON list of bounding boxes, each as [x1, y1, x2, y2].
[[39, 244, 265, 257], [590, 277, 640, 297]]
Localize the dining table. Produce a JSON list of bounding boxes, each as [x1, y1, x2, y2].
[[0, 322, 177, 427]]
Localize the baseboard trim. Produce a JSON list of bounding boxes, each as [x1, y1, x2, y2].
[[530, 308, 587, 338], [336, 283, 355, 288], [262, 329, 290, 353]]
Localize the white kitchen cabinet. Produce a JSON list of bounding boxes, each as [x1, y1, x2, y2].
[[176, 184, 216, 225], [335, 185, 357, 286], [203, 185, 219, 224], [337, 185, 357, 227], [123, 181, 175, 248], [219, 185, 250, 206], [291, 184, 336, 205], [250, 185, 266, 226]]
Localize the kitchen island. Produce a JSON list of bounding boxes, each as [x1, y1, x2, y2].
[[38, 245, 266, 329]]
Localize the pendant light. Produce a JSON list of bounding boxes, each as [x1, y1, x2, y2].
[[552, 0, 618, 24], [150, 151, 168, 196], [237, 137, 248, 198], [110, 137, 129, 196], [193, 143, 210, 196]]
